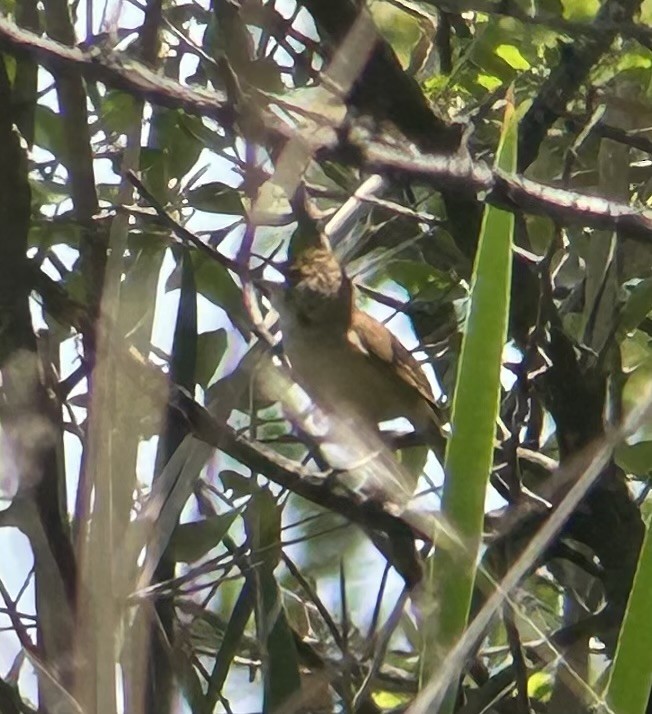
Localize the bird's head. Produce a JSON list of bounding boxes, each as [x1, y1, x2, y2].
[[278, 247, 352, 328]]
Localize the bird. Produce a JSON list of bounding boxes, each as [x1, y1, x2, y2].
[[263, 246, 447, 463]]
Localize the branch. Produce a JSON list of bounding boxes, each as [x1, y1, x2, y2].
[[122, 347, 425, 587], [6, 16, 647, 241], [298, 0, 462, 153], [338, 133, 652, 242], [0, 16, 235, 128]]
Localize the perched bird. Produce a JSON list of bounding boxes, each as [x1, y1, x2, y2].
[[265, 246, 446, 460]]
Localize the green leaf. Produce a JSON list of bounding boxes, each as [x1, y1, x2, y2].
[[495, 44, 531, 70], [192, 256, 249, 336], [623, 363, 652, 442], [167, 253, 249, 336], [561, 0, 599, 20], [119, 236, 167, 351], [34, 105, 67, 164], [28, 219, 82, 251], [243, 488, 282, 569], [100, 90, 140, 133], [0, 0, 15, 15], [167, 509, 242, 563], [170, 250, 198, 393], [615, 441, 652, 476], [618, 278, 652, 337], [605, 516, 652, 714], [196, 328, 228, 388], [621, 332, 652, 373], [179, 115, 230, 153], [397, 446, 429, 486], [528, 671, 553, 702], [263, 588, 302, 713], [220, 469, 256, 496], [618, 48, 652, 71], [370, 1, 422, 68], [185, 181, 244, 215], [477, 73, 503, 91], [421, 93, 517, 705], [153, 109, 204, 184], [243, 490, 301, 712], [206, 579, 256, 711], [386, 260, 457, 297], [139, 147, 165, 175], [372, 691, 412, 709], [29, 178, 70, 209]]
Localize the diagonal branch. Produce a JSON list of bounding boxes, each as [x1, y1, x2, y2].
[[0, 16, 236, 128], [5, 15, 652, 242]]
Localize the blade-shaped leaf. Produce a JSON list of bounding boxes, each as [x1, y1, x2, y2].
[[419, 93, 517, 706], [167, 509, 242, 563]]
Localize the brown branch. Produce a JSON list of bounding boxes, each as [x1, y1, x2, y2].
[[564, 112, 652, 156], [0, 16, 235, 128], [339, 134, 652, 241], [7, 15, 650, 241], [0, 46, 77, 675], [125, 170, 241, 273], [120, 347, 424, 587], [42, 0, 98, 224], [298, 0, 462, 154]]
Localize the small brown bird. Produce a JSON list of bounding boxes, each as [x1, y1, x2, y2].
[[266, 246, 446, 460]]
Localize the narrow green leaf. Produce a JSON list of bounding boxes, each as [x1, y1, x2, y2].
[[170, 249, 198, 394], [244, 490, 301, 713], [186, 181, 244, 215], [618, 277, 652, 337], [167, 509, 242, 563], [420, 95, 517, 703], [195, 328, 228, 388], [206, 579, 256, 711], [34, 105, 67, 164], [605, 518, 652, 714], [167, 252, 249, 337]]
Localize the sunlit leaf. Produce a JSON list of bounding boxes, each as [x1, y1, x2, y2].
[[561, 0, 600, 20], [495, 44, 531, 70], [528, 671, 553, 702]]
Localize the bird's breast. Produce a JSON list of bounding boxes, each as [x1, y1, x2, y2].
[[282, 328, 420, 426]]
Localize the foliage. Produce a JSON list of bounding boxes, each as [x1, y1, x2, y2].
[[0, 0, 652, 713]]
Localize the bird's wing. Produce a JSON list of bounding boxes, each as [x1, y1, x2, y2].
[[348, 310, 436, 406]]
